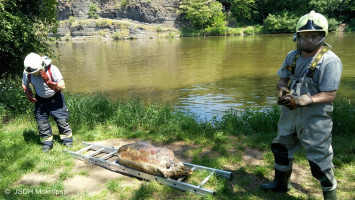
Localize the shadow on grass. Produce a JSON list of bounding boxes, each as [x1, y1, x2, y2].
[[23, 129, 40, 144], [23, 129, 66, 146], [227, 167, 308, 200]]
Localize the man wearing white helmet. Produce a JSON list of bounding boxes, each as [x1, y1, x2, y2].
[[22, 53, 73, 153], [260, 11, 342, 200]]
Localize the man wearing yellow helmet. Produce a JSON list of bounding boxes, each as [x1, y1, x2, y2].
[[22, 53, 73, 153], [260, 11, 342, 200]]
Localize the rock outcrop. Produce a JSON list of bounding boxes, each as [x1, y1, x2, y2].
[[55, 0, 182, 39]]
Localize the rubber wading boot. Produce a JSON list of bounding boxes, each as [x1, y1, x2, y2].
[[260, 169, 292, 192], [323, 189, 337, 200]]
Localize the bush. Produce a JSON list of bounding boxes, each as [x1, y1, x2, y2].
[[328, 18, 341, 32], [225, 27, 243, 35], [179, 0, 226, 31], [263, 12, 298, 33], [88, 3, 99, 19], [0, 77, 33, 115]]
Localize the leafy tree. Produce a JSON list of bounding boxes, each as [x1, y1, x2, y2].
[[0, 0, 58, 77], [205, 2, 227, 35], [179, 0, 225, 30], [263, 11, 298, 33], [229, 0, 258, 25]]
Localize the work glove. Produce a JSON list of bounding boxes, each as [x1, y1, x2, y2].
[[24, 87, 37, 103], [277, 84, 291, 100], [278, 94, 313, 110], [40, 70, 58, 90]]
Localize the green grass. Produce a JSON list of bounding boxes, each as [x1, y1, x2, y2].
[[1, 78, 354, 199]]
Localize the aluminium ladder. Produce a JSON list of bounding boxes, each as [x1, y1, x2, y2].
[[63, 142, 232, 195]]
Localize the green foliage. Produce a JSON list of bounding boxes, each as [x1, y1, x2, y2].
[[328, 18, 341, 32], [223, 0, 354, 32], [121, 0, 128, 7], [229, 0, 258, 26], [217, 106, 281, 135], [179, 0, 226, 30], [263, 12, 299, 33], [88, 3, 100, 19], [0, 78, 33, 115], [0, 0, 58, 77], [69, 16, 76, 24], [332, 98, 355, 135]]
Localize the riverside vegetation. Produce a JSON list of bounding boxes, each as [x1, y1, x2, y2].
[[1, 78, 354, 199]]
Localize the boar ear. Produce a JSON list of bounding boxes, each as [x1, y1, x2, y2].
[[166, 163, 171, 169]]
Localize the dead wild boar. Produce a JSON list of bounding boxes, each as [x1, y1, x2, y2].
[[116, 141, 192, 179]]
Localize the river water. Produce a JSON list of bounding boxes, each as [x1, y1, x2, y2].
[[54, 32, 355, 119]]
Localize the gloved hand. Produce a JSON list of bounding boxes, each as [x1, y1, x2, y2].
[[40, 70, 58, 90], [277, 84, 291, 99], [278, 94, 313, 110], [277, 84, 291, 106], [24, 87, 37, 103]]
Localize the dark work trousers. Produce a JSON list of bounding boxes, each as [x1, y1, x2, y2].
[[35, 92, 73, 148]]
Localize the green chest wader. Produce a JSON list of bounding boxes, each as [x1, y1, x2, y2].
[[274, 46, 337, 192]]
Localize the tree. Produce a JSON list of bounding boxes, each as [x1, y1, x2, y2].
[[230, 0, 258, 25], [0, 0, 58, 77], [179, 0, 225, 30]]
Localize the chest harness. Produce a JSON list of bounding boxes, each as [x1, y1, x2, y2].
[[282, 45, 330, 95], [283, 45, 330, 78]]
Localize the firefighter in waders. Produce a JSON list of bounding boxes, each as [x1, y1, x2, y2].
[[260, 11, 342, 200], [22, 53, 73, 153]]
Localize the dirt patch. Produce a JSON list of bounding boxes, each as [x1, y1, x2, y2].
[[17, 173, 57, 186]]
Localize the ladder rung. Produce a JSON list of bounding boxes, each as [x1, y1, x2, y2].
[[198, 171, 215, 187], [76, 145, 93, 153], [177, 176, 187, 182], [100, 151, 116, 160], [88, 148, 105, 157]]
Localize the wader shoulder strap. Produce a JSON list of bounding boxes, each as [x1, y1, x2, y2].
[[305, 46, 330, 78], [282, 50, 299, 76], [282, 46, 330, 78]]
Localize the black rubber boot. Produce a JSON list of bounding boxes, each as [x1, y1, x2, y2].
[[260, 169, 292, 192], [323, 189, 337, 200]]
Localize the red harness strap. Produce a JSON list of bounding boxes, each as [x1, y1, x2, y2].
[[28, 65, 58, 92]]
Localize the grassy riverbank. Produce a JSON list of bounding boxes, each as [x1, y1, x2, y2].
[[1, 80, 354, 199]]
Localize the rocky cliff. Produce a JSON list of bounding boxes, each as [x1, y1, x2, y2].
[[55, 0, 182, 40]]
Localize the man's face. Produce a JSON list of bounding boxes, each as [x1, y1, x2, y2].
[[297, 31, 325, 53]]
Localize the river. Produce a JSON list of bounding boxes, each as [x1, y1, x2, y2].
[[54, 32, 355, 119]]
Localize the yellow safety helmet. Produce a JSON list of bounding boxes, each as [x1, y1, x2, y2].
[[296, 10, 328, 37], [24, 53, 52, 74]]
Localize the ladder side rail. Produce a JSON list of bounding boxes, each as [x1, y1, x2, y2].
[[89, 157, 215, 195], [182, 162, 232, 180], [63, 150, 88, 161]]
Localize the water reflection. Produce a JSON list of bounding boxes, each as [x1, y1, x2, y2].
[[54, 32, 355, 119]]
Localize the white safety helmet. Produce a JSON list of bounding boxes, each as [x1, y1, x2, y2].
[[23, 53, 52, 74]]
